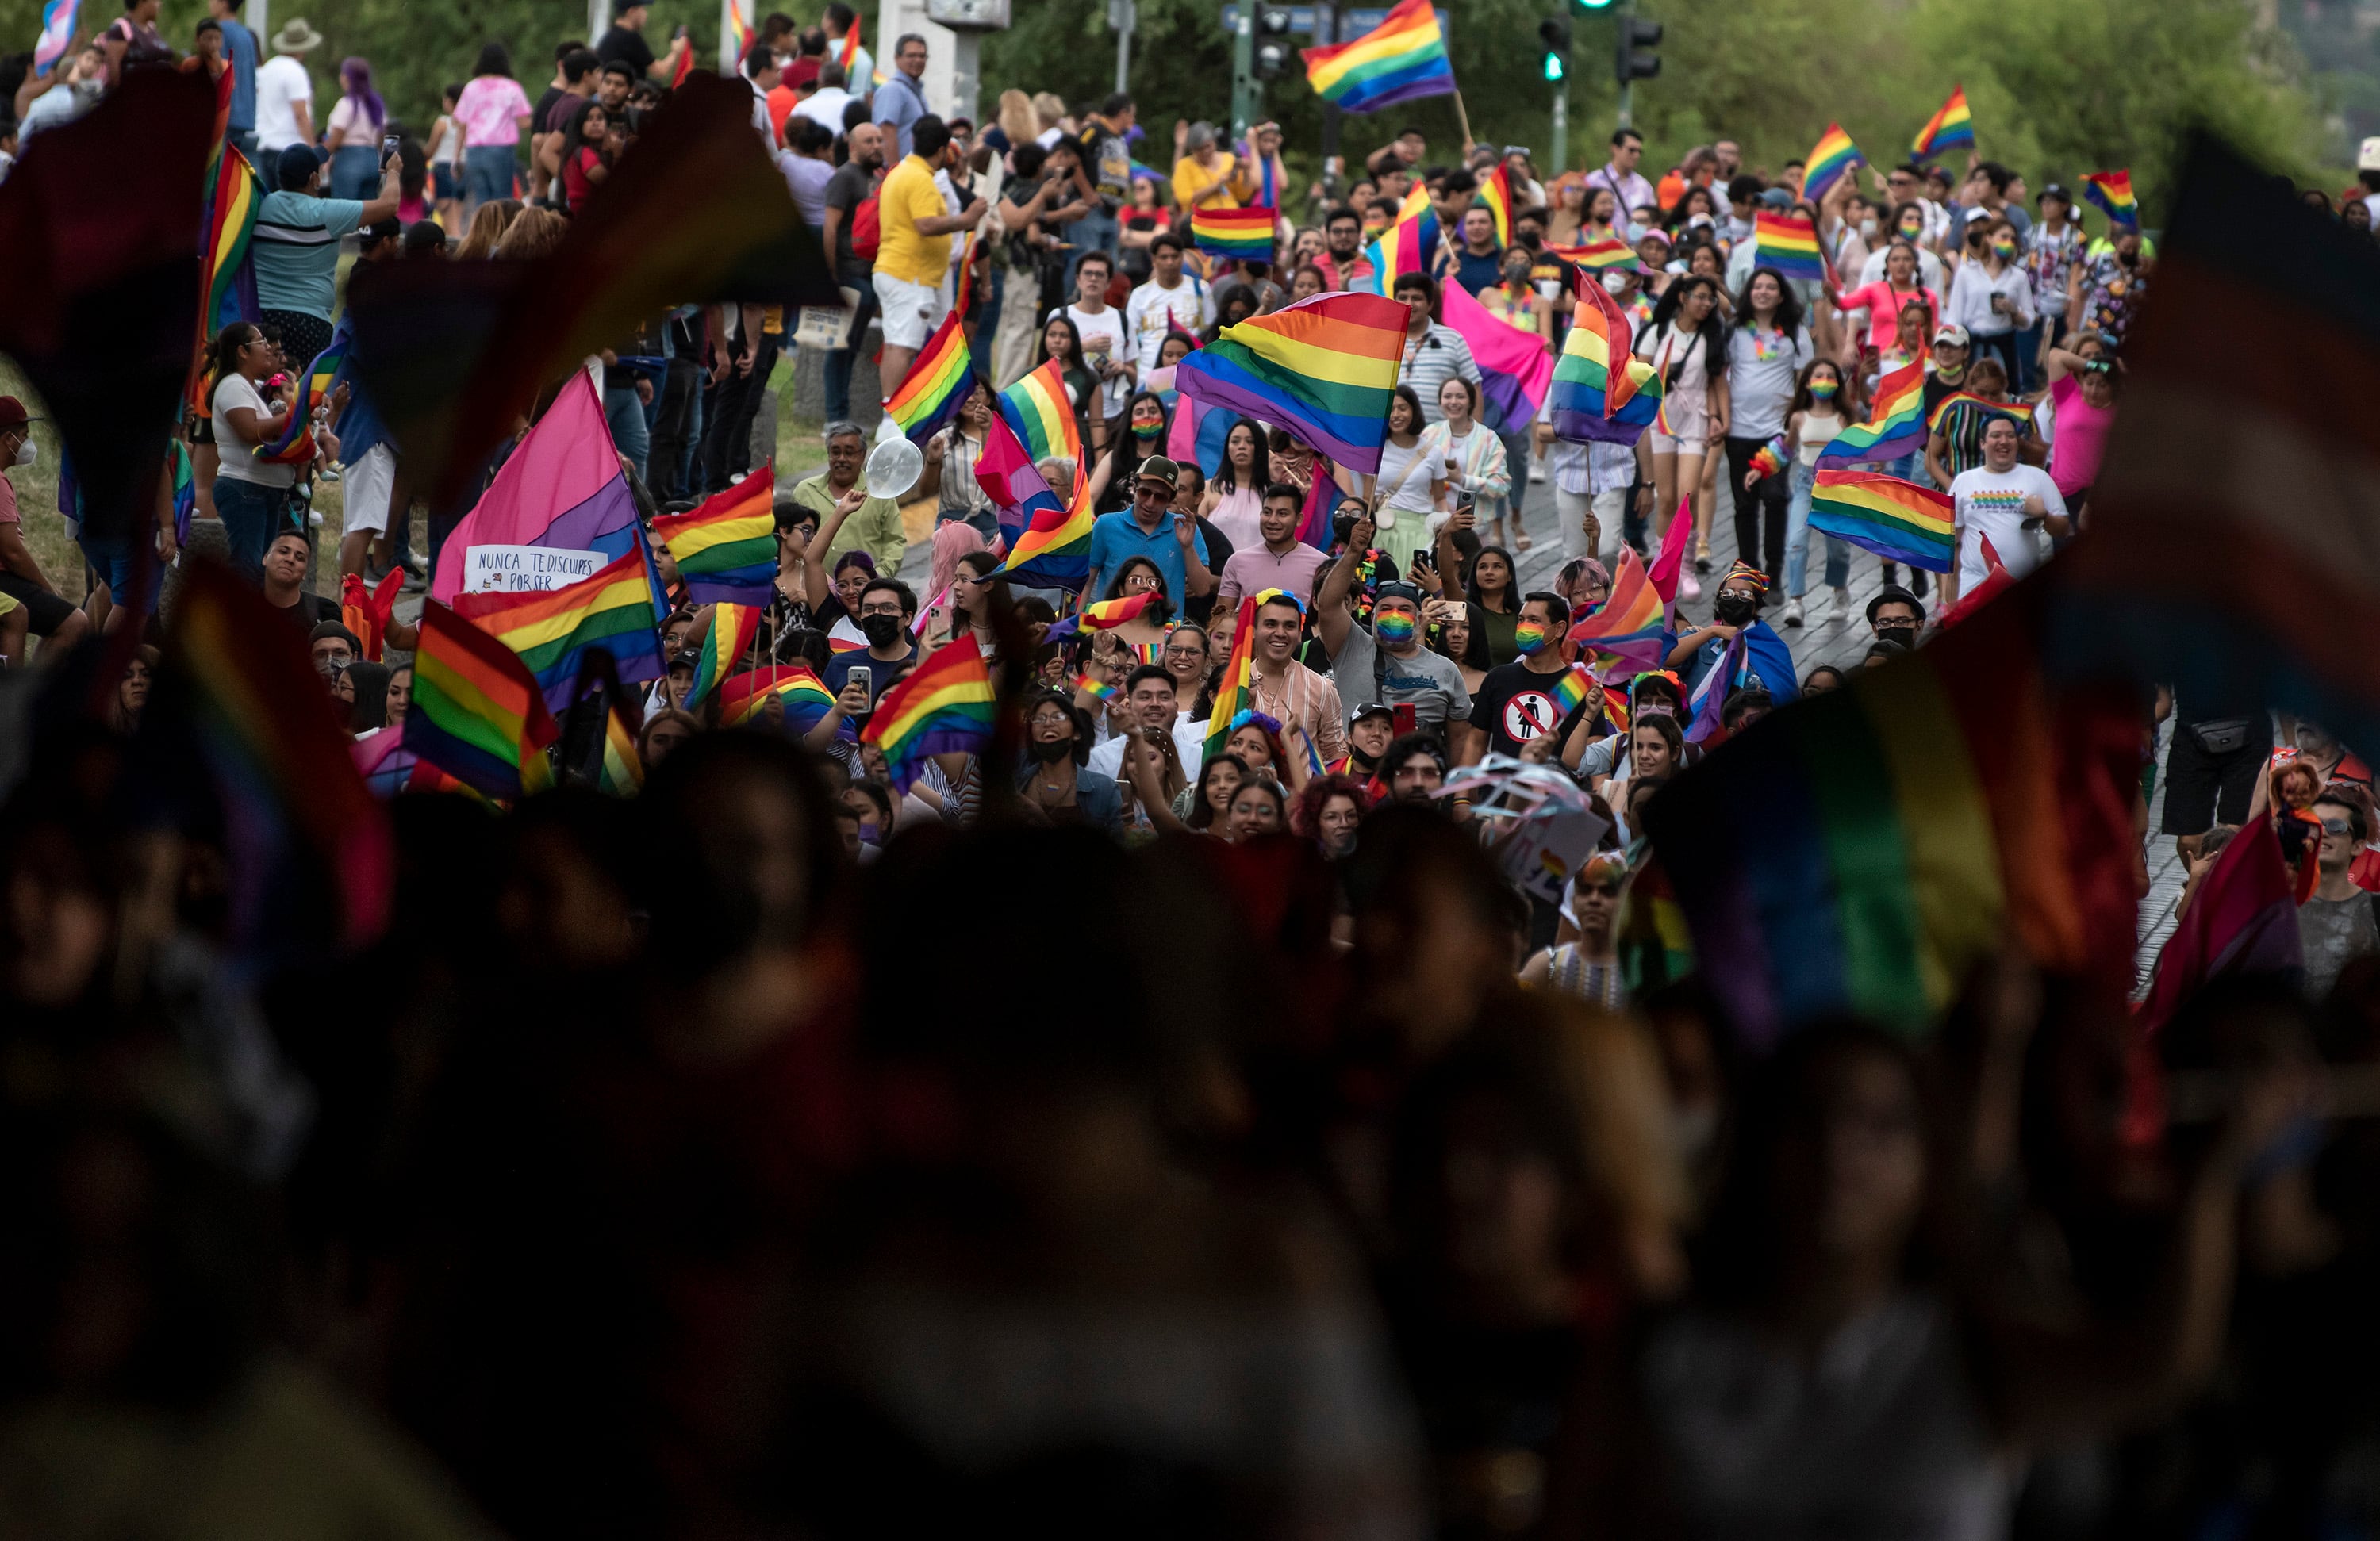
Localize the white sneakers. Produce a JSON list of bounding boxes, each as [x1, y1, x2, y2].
[[1782, 597, 1805, 627]]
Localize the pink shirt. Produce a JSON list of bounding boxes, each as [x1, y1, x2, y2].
[[2047, 373, 2115, 499], [1216, 541, 1330, 609], [455, 75, 532, 147], [1837, 279, 1941, 351]]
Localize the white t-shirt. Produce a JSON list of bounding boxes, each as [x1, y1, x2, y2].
[[255, 55, 313, 151], [1948, 462, 2064, 591], [1065, 303, 1131, 419], [1124, 278, 1214, 370], [211, 374, 298, 489], [794, 86, 855, 135], [1372, 438, 1440, 516], [1088, 715, 1207, 781], [1723, 324, 1812, 440]]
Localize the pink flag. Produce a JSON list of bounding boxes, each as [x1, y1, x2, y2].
[[1646, 497, 1692, 616], [2136, 814, 2301, 1039], [1438, 277, 1554, 431], [429, 372, 640, 604], [1296, 454, 1340, 549]]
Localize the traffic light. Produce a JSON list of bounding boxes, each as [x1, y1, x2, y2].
[[1617, 17, 1663, 83], [1576, 0, 1617, 9], [1537, 17, 1571, 83], [1253, 6, 1293, 80]]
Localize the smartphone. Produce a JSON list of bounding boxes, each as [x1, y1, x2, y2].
[[381, 132, 400, 162], [1392, 703, 1418, 738], [848, 665, 872, 696]]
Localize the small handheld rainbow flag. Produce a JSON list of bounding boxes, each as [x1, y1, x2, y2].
[[1175, 292, 1409, 474], [1550, 663, 1595, 720], [1747, 434, 1790, 481], [1550, 266, 1661, 445], [1546, 238, 1638, 273], [885, 306, 977, 444], [1299, 0, 1456, 114], [1476, 163, 1514, 249], [650, 466, 777, 606], [1817, 357, 1926, 468], [1202, 593, 1260, 764], [998, 355, 1079, 466], [599, 700, 643, 795], [1357, 198, 1439, 295], [1565, 546, 1668, 672], [1752, 212, 1823, 284], [1190, 206, 1277, 263], [1910, 86, 1975, 159], [1075, 672, 1117, 702], [1925, 391, 2036, 435], [685, 601, 763, 707], [2081, 170, 2138, 228], [861, 633, 998, 792], [1808, 469, 1956, 573], [255, 315, 347, 464], [1803, 122, 1865, 203], [835, 13, 862, 73], [718, 664, 836, 730], [404, 597, 560, 803], [454, 547, 666, 712], [1077, 591, 1157, 631]]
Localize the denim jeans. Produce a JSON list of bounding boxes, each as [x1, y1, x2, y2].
[[210, 476, 282, 582], [1782, 458, 1850, 598], [463, 144, 515, 207], [79, 531, 161, 611], [329, 144, 381, 201], [701, 332, 780, 493], [2010, 320, 2044, 394], [603, 385, 651, 485], [823, 278, 877, 424], [648, 358, 703, 501]]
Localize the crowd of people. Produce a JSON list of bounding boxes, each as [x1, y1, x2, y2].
[[5, 3, 2380, 1537]]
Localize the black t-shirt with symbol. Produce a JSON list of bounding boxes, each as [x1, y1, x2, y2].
[[1468, 659, 1594, 760]]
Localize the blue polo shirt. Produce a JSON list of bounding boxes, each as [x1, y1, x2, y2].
[[1086, 509, 1209, 608]]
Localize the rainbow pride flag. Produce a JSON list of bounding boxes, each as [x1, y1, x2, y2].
[[1565, 545, 1668, 672], [1077, 591, 1157, 630], [1550, 268, 1660, 445], [1803, 122, 1865, 203], [1809, 469, 1956, 573], [1614, 851, 1695, 996], [1173, 292, 1407, 473], [1910, 86, 1975, 159], [1752, 211, 1823, 284], [1816, 356, 1925, 468], [1639, 581, 2140, 1045], [835, 13, 863, 74], [1550, 664, 1595, 720], [861, 632, 998, 792], [885, 305, 976, 443], [1299, 0, 1455, 113], [650, 467, 777, 605], [2082, 170, 2138, 228], [685, 601, 762, 706], [1203, 593, 1260, 764], [454, 548, 666, 712], [718, 663, 836, 730], [174, 560, 393, 950], [1191, 205, 1276, 263], [254, 315, 347, 464], [191, 141, 260, 417], [1925, 391, 2035, 435], [1440, 277, 1554, 434], [599, 700, 643, 795], [1476, 163, 1513, 248], [999, 356, 1079, 466], [404, 598, 560, 803], [1546, 238, 1638, 272]]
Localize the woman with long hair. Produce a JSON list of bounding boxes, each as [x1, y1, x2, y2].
[[1097, 555, 1176, 661], [1115, 726, 1191, 839], [1160, 620, 1210, 719], [1637, 274, 1730, 573], [110, 645, 159, 735], [455, 43, 533, 217], [1770, 358, 1855, 626], [1723, 267, 1813, 589], [1832, 239, 1942, 357], [1225, 777, 1289, 841], [1199, 418, 1271, 551], [426, 82, 466, 229], [1427, 599, 1494, 696], [1203, 282, 1259, 342], [324, 56, 386, 200], [1179, 752, 1247, 831], [1417, 374, 1516, 555], [453, 197, 522, 259], [1365, 384, 1445, 578], [1091, 389, 1171, 515], [1034, 312, 1100, 454], [205, 321, 300, 580], [492, 205, 567, 260]]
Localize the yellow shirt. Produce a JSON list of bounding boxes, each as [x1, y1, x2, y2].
[[874, 154, 950, 286], [1172, 151, 1239, 213]]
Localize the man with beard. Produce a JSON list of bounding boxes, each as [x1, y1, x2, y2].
[[1245, 585, 1348, 772], [1315, 205, 1376, 293]]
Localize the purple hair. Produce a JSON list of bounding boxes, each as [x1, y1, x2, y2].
[[342, 57, 385, 128]]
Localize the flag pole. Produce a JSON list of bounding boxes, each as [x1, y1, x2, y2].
[[1452, 90, 1475, 155]]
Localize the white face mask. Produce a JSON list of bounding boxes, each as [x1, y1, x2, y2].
[[12, 439, 34, 468], [1601, 271, 1630, 295], [1859, 217, 1879, 239]]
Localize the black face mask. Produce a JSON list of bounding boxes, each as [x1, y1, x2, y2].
[[1714, 595, 1756, 625], [1028, 735, 1074, 765], [2117, 248, 2139, 267], [861, 613, 904, 649]]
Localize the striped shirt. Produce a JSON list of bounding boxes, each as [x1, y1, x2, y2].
[[1249, 660, 1348, 772], [1398, 322, 1482, 424]]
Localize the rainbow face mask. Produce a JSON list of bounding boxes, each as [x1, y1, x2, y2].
[[1810, 378, 1839, 398], [1990, 237, 2017, 259], [1513, 619, 1551, 654], [1374, 609, 1418, 645]]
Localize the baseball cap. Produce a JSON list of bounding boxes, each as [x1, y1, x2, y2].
[[1348, 702, 1395, 728], [1932, 322, 1971, 348], [1132, 455, 1180, 490], [1372, 580, 1424, 608], [2036, 182, 2070, 205], [275, 143, 321, 190], [1757, 186, 1794, 209], [0, 397, 33, 433]]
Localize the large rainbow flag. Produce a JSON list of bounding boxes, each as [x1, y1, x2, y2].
[[886, 305, 977, 443], [1173, 291, 1407, 473], [1549, 267, 1660, 445], [718, 663, 836, 730], [1808, 469, 1956, 573], [1299, 0, 1456, 113], [1564, 544, 1668, 673], [2081, 169, 2139, 228], [860, 632, 998, 792], [1910, 86, 1975, 159], [190, 121, 260, 418], [1815, 356, 1925, 467], [403, 597, 561, 803], [651, 467, 777, 605], [1190, 205, 1276, 263], [999, 356, 1081, 467], [454, 547, 666, 712], [1202, 593, 1260, 764], [1751, 212, 1823, 285], [684, 600, 763, 707], [1640, 579, 2140, 1047]]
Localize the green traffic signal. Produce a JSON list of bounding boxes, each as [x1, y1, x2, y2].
[[1542, 52, 1566, 81], [1576, 0, 1617, 10]]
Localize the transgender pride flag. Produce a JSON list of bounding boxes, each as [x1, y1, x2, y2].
[[33, 0, 79, 77]]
